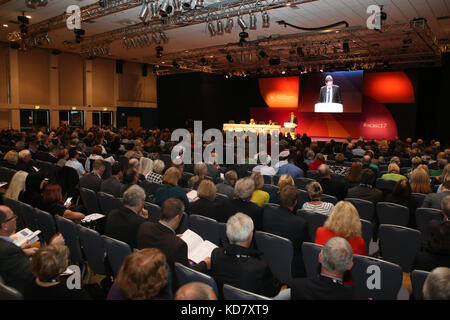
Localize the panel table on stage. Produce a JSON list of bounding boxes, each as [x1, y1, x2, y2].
[[222, 123, 281, 135]]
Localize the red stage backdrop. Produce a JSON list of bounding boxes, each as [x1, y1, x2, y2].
[[258, 76, 299, 108], [250, 71, 414, 139]]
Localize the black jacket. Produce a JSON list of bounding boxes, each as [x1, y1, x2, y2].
[[105, 206, 146, 249], [318, 85, 342, 104], [79, 172, 102, 193], [100, 176, 123, 198], [347, 185, 383, 204], [291, 274, 356, 300], [210, 244, 282, 298], [136, 221, 207, 273], [0, 238, 34, 293], [217, 198, 263, 230], [188, 198, 218, 219], [262, 206, 310, 277], [319, 177, 348, 200]]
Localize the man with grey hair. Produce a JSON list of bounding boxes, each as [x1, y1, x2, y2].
[[318, 164, 347, 200], [16, 149, 36, 173], [210, 213, 283, 298], [217, 178, 263, 229], [105, 185, 148, 248], [174, 282, 217, 300], [291, 237, 356, 300], [422, 267, 450, 300]]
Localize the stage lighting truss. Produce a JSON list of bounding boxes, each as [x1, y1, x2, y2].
[[122, 29, 169, 49], [80, 41, 112, 58]]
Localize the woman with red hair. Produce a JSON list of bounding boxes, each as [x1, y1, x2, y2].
[[40, 184, 85, 222]]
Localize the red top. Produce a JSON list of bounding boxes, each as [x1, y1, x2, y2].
[[314, 227, 366, 255], [308, 160, 325, 171]]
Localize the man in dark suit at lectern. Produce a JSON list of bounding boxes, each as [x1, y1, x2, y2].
[[319, 75, 342, 104]]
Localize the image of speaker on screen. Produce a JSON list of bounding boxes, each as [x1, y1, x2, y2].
[[318, 75, 342, 104]]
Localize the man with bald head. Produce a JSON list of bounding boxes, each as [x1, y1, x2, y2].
[[174, 282, 217, 300], [317, 164, 347, 200], [0, 205, 64, 293]]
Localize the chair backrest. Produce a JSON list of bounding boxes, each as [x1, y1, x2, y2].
[[378, 224, 421, 272], [351, 254, 403, 300], [139, 180, 161, 196], [262, 184, 278, 195], [218, 222, 229, 247], [97, 192, 122, 216], [294, 177, 315, 190], [411, 270, 430, 300], [377, 202, 410, 226], [176, 212, 189, 234], [344, 198, 375, 221], [306, 170, 319, 180], [215, 193, 230, 203], [298, 189, 309, 208], [18, 202, 39, 231], [273, 175, 281, 185], [77, 225, 106, 275], [302, 242, 322, 278], [174, 262, 219, 297], [376, 178, 396, 193], [188, 214, 220, 246], [144, 202, 161, 223], [0, 282, 23, 300], [254, 231, 293, 285], [296, 209, 328, 241], [223, 284, 272, 300], [411, 193, 426, 207], [360, 219, 373, 255], [262, 175, 272, 185], [34, 208, 57, 244], [102, 235, 132, 278], [54, 215, 84, 264], [79, 187, 101, 214], [415, 207, 443, 247], [322, 194, 338, 205], [0, 167, 17, 184], [263, 203, 279, 210]]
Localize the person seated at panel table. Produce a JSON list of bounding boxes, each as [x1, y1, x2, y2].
[[249, 119, 256, 125], [268, 120, 273, 126]]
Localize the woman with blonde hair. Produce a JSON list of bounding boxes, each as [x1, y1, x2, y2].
[[435, 164, 450, 193], [301, 181, 334, 216], [268, 174, 301, 210], [188, 179, 218, 219], [155, 167, 189, 207], [410, 168, 432, 194], [250, 172, 269, 207], [2, 150, 19, 169], [4, 170, 28, 200], [315, 201, 366, 256], [188, 162, 208, 190], [381, 163, 407, 182]]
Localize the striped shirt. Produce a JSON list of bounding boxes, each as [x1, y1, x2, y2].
[[302, 202, 335, 216]]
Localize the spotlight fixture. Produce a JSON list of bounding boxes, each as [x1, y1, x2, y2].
[[224, 16, 233, 33], [37, 0, 48, 6], [173, 0, 182, 13], [156, 45, 163, 58], [200, 57, 208, 66], [238, 31, 248, 47], [216, 19, 224, 35], [249, 12, 257, 30], [195, 0, 204, 8], [343, 42, 349, 53], [238, 14, 247, 30], [159, 0, 173, 17], [258, 50, 267, 58], [150, 2, 159, 19], [74, 28, 85, 43], [207, 20, 216, 36], [226, 54, 233, 63], [262, 11, 270, 28], [139, 0, 149, 21], [130, 38, 137, 48], [25, 0, 36, 9]]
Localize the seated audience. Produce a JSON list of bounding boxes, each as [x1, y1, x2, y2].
[[2, 150, 19, 169], [346, 168, 383, 204], [79, 159, 105, 193], [302, 181, 335, 216], [24, 244, 90, 300], [435, 164, 450, 193], [345, 162, 363, 188], [146, 159, 164, 184], [269, 174, 301, 211], [85, 145, 103, 172], [188, 162, 208, 190], [410, 168, 432, 194], [431, 159, 448, 177], [381, 163, 407, 182], [277, 152, 304, 179], [291, 237, 356, 300], [105, 185, 148, 249], [120, 168, 139, 195], [422, 267, 450, 300], [422, 174, 450, 209], [137, 198, 209, 272], [413, 222, 450, 272], [155, 167, 189, 208], [65, 147, 86, 178], [16, 150, 36, 173], [172, 157, 188, 188], [40, 184, 85, 222], [4, 170, 28, 200], [107, 248, 171, 300], [19, 171, 48, 208], [188, 179, 217, 219], [210, 213, 283, 298], [384, 180, 419, 228], [56, 148, 69, 167], [329, 153, 350, 176], [262, 185, 309, 277], [217, 177, 263, 229], [317, 164, 347, 200], [250, 172, 269, 207], [252, 152, 276, 176], [308, 153, 326, 171], [216, 170, 237, 199], [174, 282, 217, 300], [100, 161, 124, 198], [315, 201, 366, 256]]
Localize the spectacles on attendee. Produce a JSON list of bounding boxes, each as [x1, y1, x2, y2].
[[1, 215, 18, 224]]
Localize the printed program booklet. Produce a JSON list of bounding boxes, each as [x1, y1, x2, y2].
[[180, 229, 217, 264]]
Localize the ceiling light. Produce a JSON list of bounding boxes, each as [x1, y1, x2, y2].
[[216, 20, 224, 35], [281, 70, 286, 75], [207, 21, 216, 36], [37, 0, 48, 6], [249, 12, 257, 30], [25, 0, 36, 9], [224, 16, 233, 33], [26, 15, 32, 19], [262, 11, 270, 28], [2, 24, 8, 28], [156, 45, 163, 58]]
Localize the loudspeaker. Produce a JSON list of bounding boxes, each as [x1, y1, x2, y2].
[[142, 64, 147, 77], [116, 60, 123, 74]]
